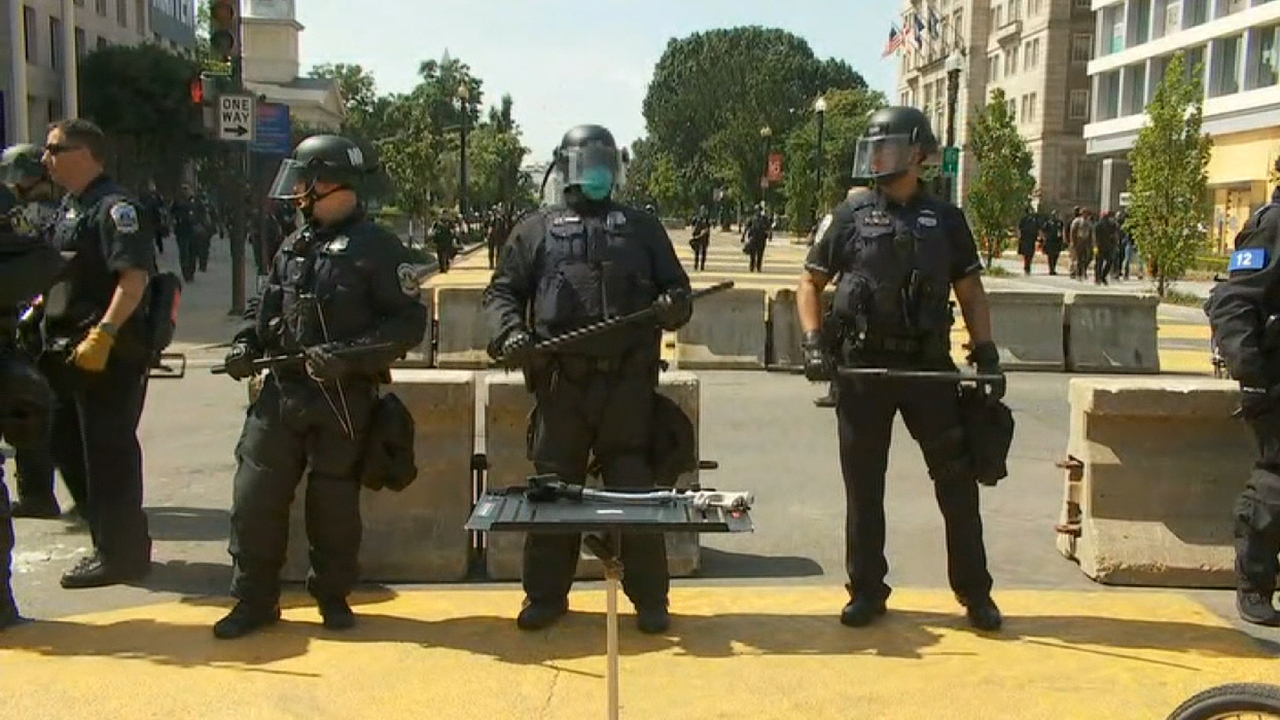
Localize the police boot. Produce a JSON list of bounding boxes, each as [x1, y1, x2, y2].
[[813, 385, 838, 408], [962, 595, 1003, 631], [840, 585, 888, 628], [1236, 590, 1280, 627], [10, 497, 61, 519], [516, 598, 569, 631], [636, 604, 671, 635], [60, 552, 151, 589], [317, 597, 356, 631], [213, 601, 281, 640], [0, 587, 20, 631]]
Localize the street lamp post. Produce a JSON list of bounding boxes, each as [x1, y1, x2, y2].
[[944, 51, 964, 204], [813, 96, 827, 222], [457, 82, 470, 224], [759, 125, 773, 207]]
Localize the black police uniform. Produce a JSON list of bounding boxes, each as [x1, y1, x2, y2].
[[43, 174, 154, 584], [806, 186, 995, 618], [483, 199, 692, 627], [224, 208, 427, 625], [1206, 183, 1280, 626]]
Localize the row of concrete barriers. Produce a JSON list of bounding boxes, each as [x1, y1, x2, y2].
[[280, 370, 705, 584], [409, 286, 1164, 374]]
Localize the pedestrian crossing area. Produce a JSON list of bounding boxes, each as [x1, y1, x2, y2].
[[428, 230, 1214, 375]]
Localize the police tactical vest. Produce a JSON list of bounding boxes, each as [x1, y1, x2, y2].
[[831, 198, 954, 348], [532, 207, 657, 348], [271, 221, 384, 352]]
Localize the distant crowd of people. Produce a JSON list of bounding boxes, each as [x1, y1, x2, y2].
[[1016, 205, 1142, 283]]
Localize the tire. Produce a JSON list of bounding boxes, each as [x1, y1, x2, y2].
[[1167, 683, 1280, 720]]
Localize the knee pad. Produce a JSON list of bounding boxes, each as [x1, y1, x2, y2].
[[919, 426, 975, 484]]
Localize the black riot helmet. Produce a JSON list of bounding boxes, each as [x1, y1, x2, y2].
[[0, 143, 49, 187], [268, 134, 374, 203], [852, 106, 940, 183], [553, 124, 621, 202]]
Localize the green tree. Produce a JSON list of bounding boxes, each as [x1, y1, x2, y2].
[[77, 44, 203, 192], [965, 87, 1036, 267], [642, 26, 866, 215], [781, 87, 887, 234], [1126, 52, 1213, 296], [308, 63, 380, 136]]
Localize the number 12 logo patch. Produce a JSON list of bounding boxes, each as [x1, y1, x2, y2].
[[1229, 247, 1268, 272]]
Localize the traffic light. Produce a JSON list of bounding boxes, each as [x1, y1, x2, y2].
[[189, 74, 206, 105], [208, 0, 239, 62]]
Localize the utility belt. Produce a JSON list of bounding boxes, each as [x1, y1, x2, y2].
[[826, 315, 949, 364], [525, 342, 660, 391]]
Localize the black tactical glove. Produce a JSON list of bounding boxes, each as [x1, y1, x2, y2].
[[654, 288, 693, 331], [223, 342, 261, 381], [967, 340, 1006, 402], [802, 330, 830, 382], [500, 328, 535, 365], [304, 343, 350, 382]]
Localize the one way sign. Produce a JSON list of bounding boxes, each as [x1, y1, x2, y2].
[[218, 94, 256, 143]]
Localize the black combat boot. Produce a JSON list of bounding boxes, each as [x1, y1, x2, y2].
[[10, 497, 61, 519], [60, 552, 150, 589], [840, 595, 888, 627], [0, 589, 20, 631], [962, 595, 1003, 631], [213, 601, 281, 639], [516, 598, 569, 631], [813, 383, 838, 408], [317, 597, 356, 631], [1236, 590, 1280, 627], [636, 605, 671, 635]]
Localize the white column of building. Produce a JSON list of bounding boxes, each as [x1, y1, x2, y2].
[[1240, 27, 1254, 91], [62, 0, 78, 118], [8, 0, 30, 142]]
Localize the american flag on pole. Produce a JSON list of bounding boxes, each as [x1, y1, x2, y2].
[[882, 24, 903, 58]]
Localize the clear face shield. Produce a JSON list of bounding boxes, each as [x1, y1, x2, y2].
[[851, 134, 936, 181], [561, 143, 619, 201], [267, 159, 314, 202]]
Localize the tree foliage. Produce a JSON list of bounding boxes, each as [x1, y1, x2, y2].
[[635, 26, 867, 217], [965, 88, 1036, 266], [1126, 52, 1213, 296], [77, 44, 203, 192], [781, 87, 886, 233]]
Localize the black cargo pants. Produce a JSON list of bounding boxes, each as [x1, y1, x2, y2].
[[228, 375, 376, 609], [834, 357, 993, 604], [1235, 414, 1280, 594], [1, 473, 15, 606], [522, 350, 668, 610], [49, 356, 151, 566]]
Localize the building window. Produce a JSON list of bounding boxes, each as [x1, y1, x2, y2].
[[74, 27, 85, 58], [1099, 70, 1122, 120], [989, 52, 1001, 82], [1185, 44, 1207, 90], [1216, 0, 1247, 19], [1075, 0, 1092, 7], [993, 4, 1004, 27], [117, 0, 126, 26], [1210, 35, 1242, 96], [1184, 0, 1208, 28], [97, 36, 108, 50], [1072, 34, 1093, 63], [1130, 0, 1152, 46], [1010, 0, 1022, 22], [22, 6, 36, 64], [1247, 24, 1280, 90], [1101, 5, 1126, 55], [135, 0, 145, 33], [1005, 45, 1019, 76], [1069, 89, 1090, 119], [50, 17, 61, 69], [1007, 97, 1017, 122], [1023, 38, 1040, 69], [1155, 0, 1183, 39], [1028, 92, 1038, 122], [1030, 0, 1043, 15], [95, 0, 106, 16], [1122, 64, 1147, 115], [952, 9, 964, 46]]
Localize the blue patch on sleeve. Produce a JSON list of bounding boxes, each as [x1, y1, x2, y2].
[[1229, 247, 1268, 272]]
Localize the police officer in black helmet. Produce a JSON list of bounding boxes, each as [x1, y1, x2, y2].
[[213, 134, 427, 639], [484, 124, 693, 634], [1205, 156, 1280, 627], [796, 107, 1005, 631]]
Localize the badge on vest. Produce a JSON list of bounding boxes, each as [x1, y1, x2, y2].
[[322, 235, 349, 253], [109, 202, 138, 234], [1229, 247, 1269, 272], [918, 216, 938, 228], [397, 263, 426, 297], [607, 210, 627, 228], [552, 215, 582, 226], [865, 210, 892, 226]]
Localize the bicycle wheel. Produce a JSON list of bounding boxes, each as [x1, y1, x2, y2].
[[1167, 683, 1280, 720]]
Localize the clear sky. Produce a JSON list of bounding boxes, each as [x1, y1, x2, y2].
[[295, 0, 902, 162]]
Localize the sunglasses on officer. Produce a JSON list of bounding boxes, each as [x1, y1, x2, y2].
[[43, 142, 85, 156]]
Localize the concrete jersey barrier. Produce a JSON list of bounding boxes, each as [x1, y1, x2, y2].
[[1064, 292, 1160, 373], [282, 369, 476, 583], [986, 290, 1065, 370], [483, 370, 702, 580], [675, 287, 768, 369], [1055, 377, 1251, 588], [435, 286, 491, 369]]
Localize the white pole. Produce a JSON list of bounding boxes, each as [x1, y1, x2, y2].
[[61, 0, 77, 118], [9, 0, 30, 142]]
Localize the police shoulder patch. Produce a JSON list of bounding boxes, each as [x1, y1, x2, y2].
[[108, 201, 139, 234], [815, 213, 834, 241], [396, 263, 425, 297], [1229, 247, 1269, 272]]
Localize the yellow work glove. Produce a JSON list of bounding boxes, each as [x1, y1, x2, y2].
[[72, 325, 116, 372]]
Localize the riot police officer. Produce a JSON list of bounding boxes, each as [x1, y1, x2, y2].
[[40, 119, 155, 589], [1, 143, 72, 520], [796, 107, 1005, 630], [213, 134, 427, 639], [1205, 159, 1280, 626], [483, 124, 693, 634]]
